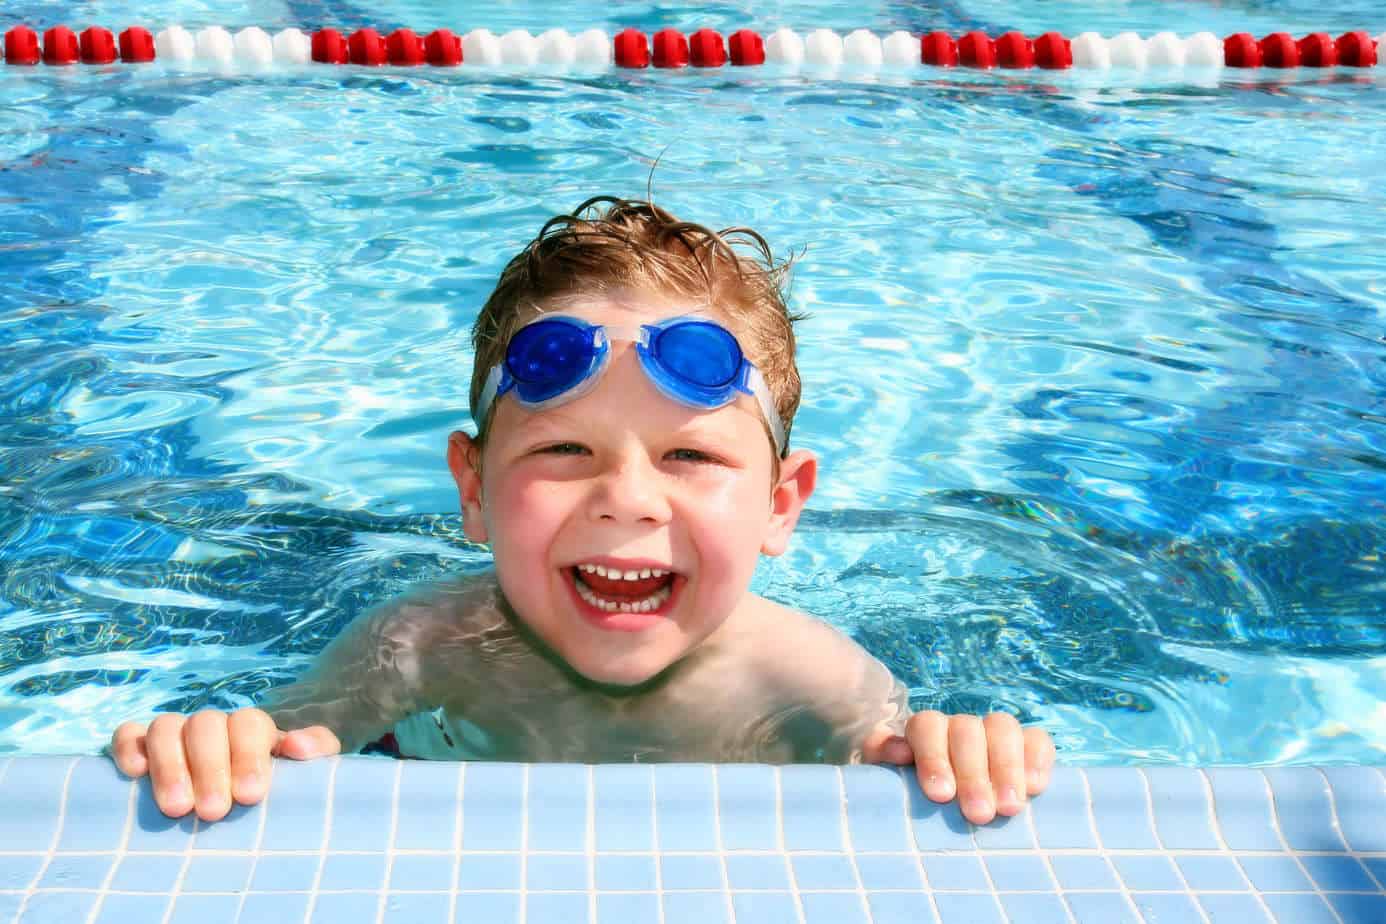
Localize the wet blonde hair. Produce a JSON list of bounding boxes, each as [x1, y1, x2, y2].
[[469, 196, 803, 456]]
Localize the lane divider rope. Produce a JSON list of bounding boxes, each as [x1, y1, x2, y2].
[[2, 25, 1381, 71]]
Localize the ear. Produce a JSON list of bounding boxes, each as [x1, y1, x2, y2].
[[448, 430, 488, 543], [761, 449, 817, 557]]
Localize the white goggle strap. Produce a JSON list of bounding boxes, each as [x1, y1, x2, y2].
[[474, 363, 504, 430], [746, 367, 787, 457]]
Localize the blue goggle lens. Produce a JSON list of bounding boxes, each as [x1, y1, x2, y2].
[[650, 322, 741, 389], [505, 320, 597, 401]]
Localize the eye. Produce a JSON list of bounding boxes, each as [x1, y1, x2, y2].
[[537, 442, 588, 456], [667, 448, 718, 464]]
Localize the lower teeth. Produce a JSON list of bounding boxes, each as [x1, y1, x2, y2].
[[575, 576, 671, 614]]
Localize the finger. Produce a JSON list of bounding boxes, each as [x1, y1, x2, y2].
[[228, 709, 279, 806], [949, 715, 995, 824], [1023, 727, 1058, 796], [183, 711, 233, 822], [906, 711, 954, 803], [984, 712, 1027, 817], [110, 722, 150, 778], [861, 726, 913, 765], [274, 725, 342, 761], [145, 714, 195, 818]]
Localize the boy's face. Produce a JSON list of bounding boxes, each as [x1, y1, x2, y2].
[[448, 293, 816, 688]]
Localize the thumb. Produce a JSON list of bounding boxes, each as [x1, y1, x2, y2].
[[274, 726, 342, 761], [862, 729, 914, 766]]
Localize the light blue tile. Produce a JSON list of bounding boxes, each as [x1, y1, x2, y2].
[[239, 891, 311, 923], [248, 853, 319, 891], [730, 891, 799, 924], [1361, 857, 1386, 888], [1237, 855, 1312, 892], [790, 854, 856, 890], [526, 853, 588, 891], [461, 763, 524, 851], [382, 892, 450, 919], [180, 854, 253, 892], [1112, 855, 1183, 892], [1300, 856, 1376, 892], [37, 853, 113, 889], [1175, 854, 1248, 891], [725, 854, 790, 891], [1264, 768, 1345, 852], [190, 801, 261, 851], [326, 757, 395, 852], [92, 892, 170, 924], [455, 892, 521, 923], [0, 894, 24, 923], [1143, 767, 1220, 849], [167, 893, 241, 924], [1259, 892, 1338, 924], [1198, 892, 1274, 923], [526, 892, 591, 924], [660, 854, 722, 890], [126, 778, 195, 851], [17, 891, 99, 923], [663, 892, 730, 924], [1131, 892, 1203, 923], [801, 891, 870, 924], [972, 807, 1035, 849], [317, 852, 386, 891], [983, 854, 1054, 891], [110, 854, 184, 892], [594, 765, 653, 852], [855, 854, 922, 891], [921, 855, 988, 891], [594, 854, 656, 891], [457, 853, 520, 891], [1049, 855, 1118, 891], [1064, 892, 1140, 924], [57, 759, 130, 851], [843, 767, 911, 851], [1205, 769, 1281, 851], [1325, 893, 1386, 924], [395, 760, 460, 851], [1086, 768, 1158, 849], [1, 855, 45, 889], [387, 853, 454, 891], [310, 892, 380, 923], [259, 758, 333, 851], [999, 892, 1069, 924], [867, 892, 937, 924], [0, 757, 72, 851], [1030, 767, 1097, 849], [597, 892, 659, 922], [933, 892, 1004, 924], [779, 766, 846, 851], [905, 778, 974, 852], [528, 764, 588, 852], [1321, 767, 1386, 852], [654, 766, 717, 851], [716, 765, 778, 850]]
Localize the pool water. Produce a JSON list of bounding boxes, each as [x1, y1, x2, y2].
[[1, 0, 1383, 765]]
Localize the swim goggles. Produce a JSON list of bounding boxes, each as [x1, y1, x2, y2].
[[473, 314, 786, 456]]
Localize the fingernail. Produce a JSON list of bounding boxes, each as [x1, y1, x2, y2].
[[965, 797, 992, 820], [926, 774, 955, 800], [166, 780, 190, 805], [235, 772, 259, 795], [999, 785, 1022, 809], [1028, 768, 1042, 790]]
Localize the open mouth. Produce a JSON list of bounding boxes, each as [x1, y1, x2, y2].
[[567, 563, 679, 614]]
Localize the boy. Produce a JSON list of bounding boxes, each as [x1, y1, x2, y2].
[[111, 197, 1056, 826]]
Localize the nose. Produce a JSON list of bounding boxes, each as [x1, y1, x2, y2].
[[587, 449, 672, 526]]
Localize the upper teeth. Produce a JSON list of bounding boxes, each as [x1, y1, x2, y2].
[[578, 563, 667, 581]]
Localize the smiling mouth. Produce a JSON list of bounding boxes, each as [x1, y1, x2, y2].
[[568, 564, 678, 614]]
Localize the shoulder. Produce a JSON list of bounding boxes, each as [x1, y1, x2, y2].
[[732, 594, 888, 695]]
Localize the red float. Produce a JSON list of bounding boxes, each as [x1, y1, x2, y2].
[[728, 29, 764, 65], [921, 31, 958, 66], [43, 25, 79, 65], [312, 28, 349, 64], [689, 29, 726, 67], [1259, 32, 1299, 68], [1223, 33, 1262, 68], [958, 30, 996, 68], [79, 27, 116, 64], [1297, 32, 1337, 67], [5, 26, 41, 65], [1335, 30, 1378, 67], [652, 28, 689, 68], [348, 28, 387, 65], [614, 28, 649, 68], [425, 29, 461, 66], [1034, 32, 1071, 69], [995, 31, 1034, 68], [385, 28, 424, 65], [119, 27, 156, 62]]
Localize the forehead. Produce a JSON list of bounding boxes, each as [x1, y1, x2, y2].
[[525, 289, 724, 331]]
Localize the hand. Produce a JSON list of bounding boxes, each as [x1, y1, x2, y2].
[[110, 708, 341, 822], [865, 711, 1056, 825]]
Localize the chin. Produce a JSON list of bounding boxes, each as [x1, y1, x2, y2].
[[567, 649, 674, 691]]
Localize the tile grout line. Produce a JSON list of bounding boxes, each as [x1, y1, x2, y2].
[[1138, 768, 1211, 924], [710, 766, 736, 924], [898, 768, 943, 924], [231, 759, 272, 924], [158, 790, 198, 924], [302, 755, 341, 924], [836, 767, 876, 924], [587, 765, 596, 924], [649, 766, 666, 924], [17, 758, 77, 924], [1024, 776, 1077, 924], [373, 758, 403, 924], [520, 763, 529, 924], [1316, 767, 1384, 892], [1078, 768, 1144, 923], [85, 768, 139, 924], [448, 761, 464, 924], [965, 805, 1008, 922], [775, 767, 808, 924], [1259, 768, 1346, 924]]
